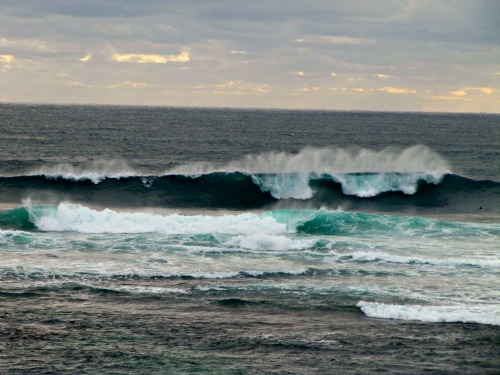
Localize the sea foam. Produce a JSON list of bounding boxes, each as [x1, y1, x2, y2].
[[357, 301, 500, 325], [28, 203, 287, 235], [224, 234, 317, 251], [343, 251, 500, 269]]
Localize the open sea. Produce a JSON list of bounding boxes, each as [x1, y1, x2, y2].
[[0, 103, 499, 374]]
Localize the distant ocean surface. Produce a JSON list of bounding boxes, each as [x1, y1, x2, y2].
[[1, 103, 499, 374]]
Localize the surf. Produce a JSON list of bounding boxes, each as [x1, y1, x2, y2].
[[2, 203, 498, 238]]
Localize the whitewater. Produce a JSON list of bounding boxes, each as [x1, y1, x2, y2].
[[1, 104, 499, 373]]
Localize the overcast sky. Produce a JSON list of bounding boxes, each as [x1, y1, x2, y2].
[[1, 0, 499, 112]]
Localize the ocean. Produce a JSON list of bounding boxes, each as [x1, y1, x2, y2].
[[0, 103, 499, 374]]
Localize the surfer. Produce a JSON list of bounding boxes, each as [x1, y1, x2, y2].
[[479, 206, 484, 211]]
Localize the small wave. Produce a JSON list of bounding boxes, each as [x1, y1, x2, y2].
[[357, 301, 500, 325], [1, 280, 190, 295], [341, 251, 500, 268], [0, 207, 36, 231], [223, 234, 318, 251], [89, 284, 190, 295]]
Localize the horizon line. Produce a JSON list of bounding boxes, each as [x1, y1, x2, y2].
[[1, 100, 499, 116]]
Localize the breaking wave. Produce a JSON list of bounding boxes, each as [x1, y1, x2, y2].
[[0, 146, 497, 213], [2, 204, 498, 240]]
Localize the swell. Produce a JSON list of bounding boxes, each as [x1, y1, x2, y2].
[[0, 172, 498, 213]]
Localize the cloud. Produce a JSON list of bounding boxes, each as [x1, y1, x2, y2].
[[0, 1, 498, 112], [65, 80, 151, 89], [112, 52, 190, 64], [106, 81, 150, 89], [79, 53, 93, 62], [211, 80, 270, 95], [0, 54, 15, 72], [294, 86, 320, 93], [452, 87, 494, 96], [66, 81, 94, 88], [431, 95, 469, 101], [451, 90, 467, 97], [378, 87, 416, 94], [0, 37, 50, 51], [296, 35, 374, 45], [0, 55, 15, 64]]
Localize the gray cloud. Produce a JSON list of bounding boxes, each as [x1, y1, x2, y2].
[[0, 0, 498, 112]]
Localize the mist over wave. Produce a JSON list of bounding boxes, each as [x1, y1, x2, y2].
[[15, 145, 451, 184], [167, 145, 451, 175], [29, 159, 137, 183]]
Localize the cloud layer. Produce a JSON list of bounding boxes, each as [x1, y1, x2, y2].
[[0, 0, 498, 112]]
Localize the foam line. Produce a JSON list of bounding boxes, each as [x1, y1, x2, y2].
[[357, 301, 500, 325]]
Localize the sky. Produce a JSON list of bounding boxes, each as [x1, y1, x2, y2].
[[1, 0, 499, 112]]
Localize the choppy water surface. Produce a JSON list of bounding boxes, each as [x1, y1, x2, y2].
[[1, 104, 499, 373]]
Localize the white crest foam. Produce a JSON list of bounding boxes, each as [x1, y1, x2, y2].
[[28, 202, 287, 235], [357, 301, 500, 325]]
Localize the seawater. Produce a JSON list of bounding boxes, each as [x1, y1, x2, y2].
[[0, 103, 499, 373]]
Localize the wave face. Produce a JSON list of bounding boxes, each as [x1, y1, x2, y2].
[[0, 172, 498, 214]]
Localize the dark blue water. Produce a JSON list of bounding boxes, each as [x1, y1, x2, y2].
[[0, 103, 499, 374]]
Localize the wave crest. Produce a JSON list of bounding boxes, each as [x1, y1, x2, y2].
[[252, 171, 443, 199], [30, 159, 137, 183], [357, 301, 500, 325], [170, 145, 450, 199]]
